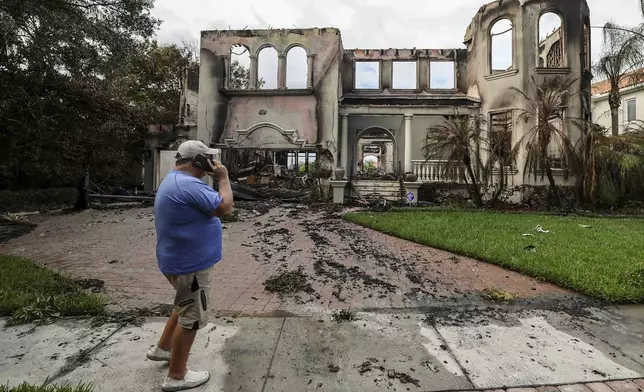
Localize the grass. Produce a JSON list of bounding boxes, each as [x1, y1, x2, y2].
[[0, 383, 93, 392], [0, 254, 106, 325], [343, 209, 644, 303]]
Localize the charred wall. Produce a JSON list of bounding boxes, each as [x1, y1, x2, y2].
[[464, 0, 591, 183], [197, 28, 343, 159], [341, 48, 468, 94]]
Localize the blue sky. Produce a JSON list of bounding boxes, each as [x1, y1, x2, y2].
[[153, 0, 644, 88]]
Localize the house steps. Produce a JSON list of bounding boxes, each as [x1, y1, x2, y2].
[[351, 180, 404, 201]]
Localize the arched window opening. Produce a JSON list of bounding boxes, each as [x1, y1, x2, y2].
[[229, 44, 251, 89], [490, 19, 513, 73], [538, 12, 564, 68], [258, 46, 278, 89], [286, 46, 308, 89]]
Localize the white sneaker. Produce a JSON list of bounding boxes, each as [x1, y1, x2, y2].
[[161, 370, 210, 391], [146, 345, 171, 362]]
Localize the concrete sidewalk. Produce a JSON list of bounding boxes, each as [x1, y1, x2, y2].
[[2, 303, 644, 392]]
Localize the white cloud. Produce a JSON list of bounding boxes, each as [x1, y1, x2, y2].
[[152, 0, 644, 86]]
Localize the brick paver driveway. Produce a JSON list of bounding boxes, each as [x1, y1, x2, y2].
[[0, 204, 567, 314]]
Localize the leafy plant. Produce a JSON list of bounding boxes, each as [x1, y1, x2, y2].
[[510, 76, 579, 207], [483, 113, 521, 203], [423, 112, 487, 207]]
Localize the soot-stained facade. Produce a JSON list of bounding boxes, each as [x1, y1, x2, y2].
[[196, 0, 592, 195]]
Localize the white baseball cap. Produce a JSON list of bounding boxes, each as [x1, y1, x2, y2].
[[175, 140, 218, 160]]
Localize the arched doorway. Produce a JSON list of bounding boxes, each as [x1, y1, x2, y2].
[[354, 127, 397, 176]]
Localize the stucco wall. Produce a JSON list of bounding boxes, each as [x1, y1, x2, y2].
[[592, 86, 644, 134], [194, 0, 590, 188], [464, 0, 590, 186], [198, 28, 342, 158]]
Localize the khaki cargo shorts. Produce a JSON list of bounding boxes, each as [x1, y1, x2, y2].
[[164, 266, 213, 330]]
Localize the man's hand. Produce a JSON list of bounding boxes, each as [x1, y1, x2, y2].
[[207, 160, 229, 181]]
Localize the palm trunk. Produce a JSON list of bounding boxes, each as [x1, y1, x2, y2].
[[544, 165, 561, 207], [611, 107, 620, 137], [493, 164, 505, 201], [465, 163, 483, 207]]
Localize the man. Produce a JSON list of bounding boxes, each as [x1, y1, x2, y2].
[[147, 140, 234, 391]]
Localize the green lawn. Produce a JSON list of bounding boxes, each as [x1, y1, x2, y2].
[[343, 209, 644, 303], [0, 254, 106, 325]]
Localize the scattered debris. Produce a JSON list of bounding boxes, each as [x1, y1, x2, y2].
[[578, 224, 592, 229], [331, 309, 357, 323], [421, 360, 439, 373], [483, 289, 518, 301], [91, 303, 173, 327], [535, 225, 551, 233], [75, 278, 105, 293], [232, 183, 311, 202], [388, 369, 420, 387], [521, 233, 534, 237], [356, 359, 420, 387], [263, 267, 316, 297], [328, 364, 340, 373], [355, 359, 384, 374]]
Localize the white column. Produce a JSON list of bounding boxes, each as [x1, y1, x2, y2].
[[277, 54, 286, 89], [404, 114, 413, 174], [340, 114, 349, 174], [223, 55, 230, 89], [249, 55, 258, 89]]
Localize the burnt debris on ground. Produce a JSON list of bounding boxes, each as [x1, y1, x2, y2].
[[263, 266, 317, 299], [290, 206, 436, 304], [75, 278, 105, 293], [355, 358, 421, 388], [331, 309, 357, 322]]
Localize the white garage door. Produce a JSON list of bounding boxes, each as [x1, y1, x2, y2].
[[155, 148, 222, 190], [156, 149, 179, 190]]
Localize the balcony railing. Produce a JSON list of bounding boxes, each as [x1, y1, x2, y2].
[[411, 160, 464, 183]]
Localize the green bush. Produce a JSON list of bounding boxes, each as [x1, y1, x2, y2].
[[0, 188, 78, 213]]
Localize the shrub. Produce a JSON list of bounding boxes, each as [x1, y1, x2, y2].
[[0, 188, 78, 213]]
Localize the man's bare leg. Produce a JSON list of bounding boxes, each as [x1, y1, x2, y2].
[[147, 310, 178, 361], [158, 310, 179, 351], [167, 326, 198, 380]]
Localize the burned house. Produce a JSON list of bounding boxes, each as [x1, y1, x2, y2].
[[195, 0, 592, 202]]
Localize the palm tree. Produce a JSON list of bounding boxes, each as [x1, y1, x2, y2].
[[484, 114, 520, 202], [423, 112, 486, 207], [573, 122, 613, 206], [594, 24, 644, 136], [510, 76, 579, 206]]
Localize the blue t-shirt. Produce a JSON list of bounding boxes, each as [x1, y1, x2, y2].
[[154, 170, 223, 275]]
